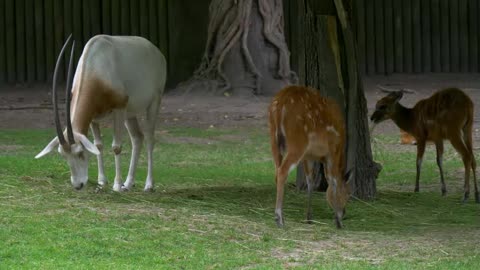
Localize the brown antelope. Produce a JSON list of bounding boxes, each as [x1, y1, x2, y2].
[[268, 85, 351, 228], [371, 88, 479, 203], [36, 34, 167, 192]]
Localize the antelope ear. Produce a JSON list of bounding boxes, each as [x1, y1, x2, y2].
[[76, 134, 100, 155], [35, 137, 60, 159], [392, 91, 404, 102]]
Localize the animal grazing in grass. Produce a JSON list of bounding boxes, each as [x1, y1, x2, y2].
[[268, 85, 351, 228], [36, 34, 167, 192], [370, 87, 479, 203]]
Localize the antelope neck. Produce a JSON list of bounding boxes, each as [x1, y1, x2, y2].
[[392, 103, 415, 135]]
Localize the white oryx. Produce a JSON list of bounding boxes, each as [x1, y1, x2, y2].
[[36, 34, 167, 192]]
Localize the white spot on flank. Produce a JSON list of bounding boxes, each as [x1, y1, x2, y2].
[[304, 125, 308, 132], [326, 126, 340, 136], [288, 163, 297, 174], [290, 98, 294, 104]]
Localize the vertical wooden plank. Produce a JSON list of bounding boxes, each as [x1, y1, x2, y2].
[[449, 0, 459, 72], [431, 0, 441, 72], [459, 0, 468, 72], [64, 0, 73, 78], [166, 0, 209, 88], [412, 0, 421, 73], [121, 0, 130, 34], [393, 0, 403, 72], [355, 0, 366, 75], [44, 0, 55, 82], [102, 0, 112, 34], [25, 0, 36, 83], [384, 0, 394, 74], [365, 0, 375, 74], [111, 0, 120, 35], [148, 0, 158, 46], [34, 0, 46, 82], [82, 0, 91, 42], [5, 0, 15, 83], [402, 0, 413, 73], [421, 0, 432, 72], [140, 0, 149, 38], [157, 0, 168, 55], [129, 0, 139, 36], [478, 0, 480, 71], [0, 0, 6, 83], [53, 0, 64, 81], [63, 0, 73, 39], [469, 0, 478, 72], [72, 0, 83, 64], [15, 0, 26, 83], [90, 0, 101, 36], [374, 0, 385, 74], [440, 0, 450, 72]]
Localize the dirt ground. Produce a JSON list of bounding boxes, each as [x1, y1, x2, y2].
[[2, 73, 480, 143]]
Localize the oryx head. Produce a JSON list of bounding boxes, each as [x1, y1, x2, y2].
[[35, 34, 99, 190]]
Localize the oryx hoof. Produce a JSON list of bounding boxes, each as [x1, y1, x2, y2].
[[144, 186, 154, 192], [112, 183, 123, 192]]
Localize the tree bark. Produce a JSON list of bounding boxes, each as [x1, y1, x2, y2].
[[295, 0, 381, 199], [178, 0, 296, 96]]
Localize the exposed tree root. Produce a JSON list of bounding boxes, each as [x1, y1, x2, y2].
[[179, 0, 295, 95]]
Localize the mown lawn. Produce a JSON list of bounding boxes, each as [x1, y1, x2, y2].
[[0, 127, 479, 269]]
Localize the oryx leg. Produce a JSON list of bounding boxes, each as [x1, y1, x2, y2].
[[112, 110, 126, 192], [143, 95, 161, 192], [91, 122, 107, 187], [122, 117, 144, 191]]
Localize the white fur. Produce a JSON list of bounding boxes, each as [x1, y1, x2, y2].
[[36, 35, 167, 191]]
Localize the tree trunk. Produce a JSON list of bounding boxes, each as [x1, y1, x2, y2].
[[294, 0, 381, 199], [178, 0, 296, 96]]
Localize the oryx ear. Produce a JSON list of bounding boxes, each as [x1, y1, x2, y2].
[[76, 134, 100, 155], [35, 137, 60, 159]]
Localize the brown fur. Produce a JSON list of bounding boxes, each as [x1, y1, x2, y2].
[[400, 129, 416, 145], [268, 85, 350, 228], [71, 76, 128, 135], [371, 88, 479, 202]]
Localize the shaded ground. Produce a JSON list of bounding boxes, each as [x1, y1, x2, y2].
[[2, 74, 480, 143]]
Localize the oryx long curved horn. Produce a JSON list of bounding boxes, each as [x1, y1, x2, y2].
[[52, 34, 73, 147], [66, 41, 76, 145]]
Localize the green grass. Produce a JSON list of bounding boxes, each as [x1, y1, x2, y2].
[[1, 127, 479, 269]]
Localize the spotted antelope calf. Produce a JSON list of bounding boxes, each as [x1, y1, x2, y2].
[[36, 34, 167, 192], [268, 85, 351, 228]]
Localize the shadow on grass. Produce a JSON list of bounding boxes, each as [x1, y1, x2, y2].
[[77, 183, 480, 234]]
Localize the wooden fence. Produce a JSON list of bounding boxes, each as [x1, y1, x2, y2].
[[355, 0, 480, 74], [1, 0, 480, 87], [0, 0, 210, 87]]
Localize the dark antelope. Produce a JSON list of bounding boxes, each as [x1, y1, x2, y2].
[[371, 87, 479, 203]]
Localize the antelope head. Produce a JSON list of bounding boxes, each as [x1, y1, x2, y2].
[[35, 35, 99, 190], [370, 89, 404, 124]]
